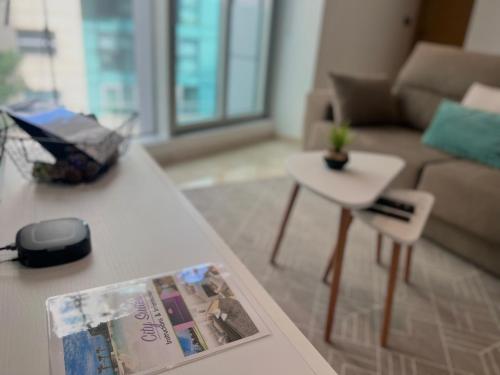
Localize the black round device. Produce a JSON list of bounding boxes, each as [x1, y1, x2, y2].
[[15, 218, 91, 267]]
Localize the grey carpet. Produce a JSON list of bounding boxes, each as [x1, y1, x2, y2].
[[184, 177, 500, 375]]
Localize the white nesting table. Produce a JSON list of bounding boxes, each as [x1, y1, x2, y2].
[[353, 189, 434, 346], [0, 146, 336, 375], [354, 189, 435, 246], [269, 151, 405, 343]]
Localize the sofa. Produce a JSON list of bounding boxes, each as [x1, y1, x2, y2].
[[303, 42, 500, 276]]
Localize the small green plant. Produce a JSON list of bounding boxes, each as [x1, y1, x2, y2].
[[329, 121, 352, 153]]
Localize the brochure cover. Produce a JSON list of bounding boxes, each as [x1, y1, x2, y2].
[[46, 264, 269, 375]]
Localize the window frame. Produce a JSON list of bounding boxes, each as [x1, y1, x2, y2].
[[167, 0, 274, 136]]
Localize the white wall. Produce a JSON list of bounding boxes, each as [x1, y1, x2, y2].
[[314, 0, 421, 89], [270, 0, 324, 139], [465, 0, 500, 54]]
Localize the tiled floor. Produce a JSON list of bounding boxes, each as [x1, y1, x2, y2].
[[163, 139, 301, 189]]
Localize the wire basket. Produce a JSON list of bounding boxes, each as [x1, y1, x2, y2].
[[0, 110, 137, 184], [0, 113, 6, 166]]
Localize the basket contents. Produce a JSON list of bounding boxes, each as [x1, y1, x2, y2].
[[2, 104, 134, 184]]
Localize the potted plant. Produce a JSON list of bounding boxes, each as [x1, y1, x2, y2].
[[324, 121, 352, 170]]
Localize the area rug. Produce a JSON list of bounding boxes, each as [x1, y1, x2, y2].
[[184, 177, 500, 375]]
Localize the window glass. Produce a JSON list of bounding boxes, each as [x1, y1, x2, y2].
[[226, 0, 266, 117], [1, 0, 141, 132], [175, 0, 221, 125], [172, 0, 272, 131]]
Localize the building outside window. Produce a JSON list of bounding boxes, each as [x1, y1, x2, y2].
[[174, 0, 220, 126], [81, 0, 137, 126], [171, 0, 273, 133], [16, 29, 56, 54], [0, 0, 273, 137]]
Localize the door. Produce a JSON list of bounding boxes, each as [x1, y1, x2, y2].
[[415, 0, 475, 47]]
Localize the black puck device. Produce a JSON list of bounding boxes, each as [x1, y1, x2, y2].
[[16, 218, 91, 267]]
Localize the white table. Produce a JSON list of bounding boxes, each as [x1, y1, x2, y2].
[[269, 151, 404, 343], [354, 189, 435, 246], [0, 146, 336, 375], [353, 189, 434, 346]]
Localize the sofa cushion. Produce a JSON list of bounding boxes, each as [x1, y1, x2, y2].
[[418, 159, 500, 244], [328, 73, 399, 125], [395, 42, 500, 99], [394, 42, 500, 129], [395, 87, 446, 130], [423, 100, 500, 169], [462, 82, 500, 114], [306, 122, 452, 188]]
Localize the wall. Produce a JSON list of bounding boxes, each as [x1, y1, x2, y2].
[[314, 0, 421, 89], [146, 119, 274, 165], [464, 0, 500, 54], [270, 0, 324, 139]]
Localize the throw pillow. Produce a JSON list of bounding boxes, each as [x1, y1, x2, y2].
[[328, 72, 399, 125], [462, 82, 500, 114], [422, 100, 500, 169]]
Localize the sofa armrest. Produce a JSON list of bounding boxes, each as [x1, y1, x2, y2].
[[303, 89, 333, 150]]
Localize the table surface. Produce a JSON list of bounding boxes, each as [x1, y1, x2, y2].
[[0, 146, 336, 375], [353, 189, 435, 244], [286, 151, 405, 209]]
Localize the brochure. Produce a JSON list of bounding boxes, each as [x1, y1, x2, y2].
[[46, 264, 269, 375]]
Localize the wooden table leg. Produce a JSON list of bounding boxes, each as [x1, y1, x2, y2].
[[322, 207, 355, 284], [381, 242, 401, 347], [322, 247, 337, 284], [270, 183, 300, 265], [324, 207, 353, 342], [404, 244, 413, 283], [376, 232, 383, 264]]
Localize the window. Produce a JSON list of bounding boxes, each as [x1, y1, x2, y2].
[[1, 0, 143, 133], [81, 0, 137, 128], [101, 84, 128, 114], [0, 1, 274, 138], [97, 32, 134, 71], [26, 90, 60, 102], [179, 86, 200, 114], [16, 30, 56, 54], [170, 0, 273, 133], [172, 0, 221, 127]]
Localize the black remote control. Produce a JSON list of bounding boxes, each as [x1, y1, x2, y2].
[[366, 207, 411, 222], [376, 196, 415, 213]]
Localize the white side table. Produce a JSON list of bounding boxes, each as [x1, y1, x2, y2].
[[269, 151, 405, 343], [353, 189, 434, 346]]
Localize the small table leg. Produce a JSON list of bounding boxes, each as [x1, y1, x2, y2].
[[404, 244, 413, 283], [376, 233, 383, 264], [322, 207, 356, 284], [270, 183, 300, 265], [324, 207, 353, 342], [322, 248, 337, 284], [381, 242, 401, 347]]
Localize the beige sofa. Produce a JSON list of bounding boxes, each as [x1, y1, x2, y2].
[[304, 42, 500, 276]]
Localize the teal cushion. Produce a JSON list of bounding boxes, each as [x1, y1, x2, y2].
[[422, 100, 500, 169]]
